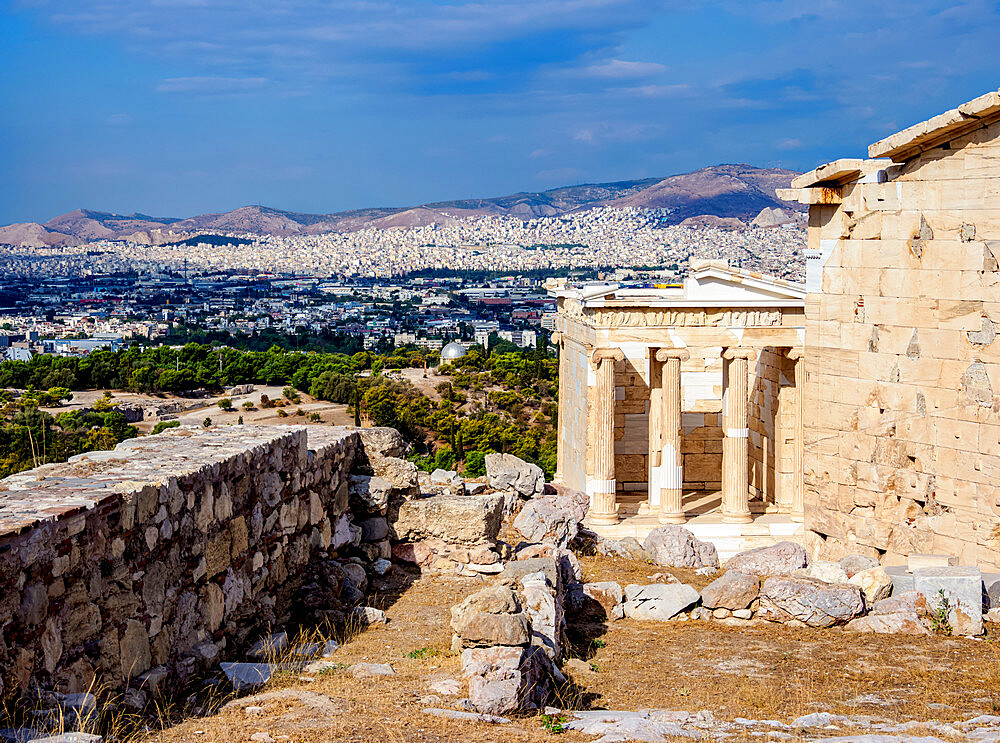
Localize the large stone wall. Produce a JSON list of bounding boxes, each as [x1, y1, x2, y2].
[[0, 425, 376, 699], [803, 114, 1000, 568]]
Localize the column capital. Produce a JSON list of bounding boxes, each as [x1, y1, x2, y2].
[[591, 348, 625, 366], [723, 347, 757, 361], [786, 347, 804, 361], [550, 331, 564, 346], [655, 348, 691, 362]]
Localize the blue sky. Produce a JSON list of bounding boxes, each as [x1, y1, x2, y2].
[[2, 0, 999, 224]]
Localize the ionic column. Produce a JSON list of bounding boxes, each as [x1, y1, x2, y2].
[[590, 348, 624, 525], [787, 348, 805, 523], [656, 348, 690, 524], [551, 331, 565, 483], [640, 349, 663, 516], [722, 348, 756, 524]]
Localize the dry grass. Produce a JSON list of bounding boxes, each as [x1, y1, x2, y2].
[[59, 556, 1000, 742]]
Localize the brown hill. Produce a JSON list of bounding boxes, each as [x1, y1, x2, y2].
[[610, 164, 801, 223], [0, 222, 81, 248], [1, 165, 801, 246]]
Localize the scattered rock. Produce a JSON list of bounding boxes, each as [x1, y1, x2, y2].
[[623, 583, 701, 621], [726, 542, 808, 576], [758, 576, 864, 628], [513, 497, 580, 548], [349, 606, 387, 626], [485, 454, 544, 499], [422, 708, 511, 724], [795, 560, 849, 585], [219, 662, 275, 691], [642, 526, 719, 569], [563, 658, 597, 677], [372, 558, 392, 576], [700, 570, 759, 611], [393, 493, 505, 545], [839, 554, 879, 578], [582, 581, 625, 620], [428, 678, 461, 696], [463, 645, 555, 714], [849, 566, 893, 604], [348, 475, 393, 515], [431, 469, 462, 487], [248, 631, 288, 660], [350, 663, 395, 678]]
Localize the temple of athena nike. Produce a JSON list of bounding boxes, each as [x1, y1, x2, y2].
[[547, 262, 807, 557], [551, 88, 1000, 568]]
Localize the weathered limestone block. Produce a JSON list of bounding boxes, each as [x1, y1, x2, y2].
[[579, 581, 624, 620], [700, 571, 759, 611], [348, 475, 393, 515], [643, 526, 719, 569], [485, 453, 544, 499], [838, 554, 880, 577], [794, 560, 850, 585], [356, 427, 407, 459], [519, 569, 565, 661], [848, 566, 893, 604], [758, 576, 865, 627], [622, 583, 700, 621], [461, 645, 555, 715], [392, 493, 504, 545], [512, 496, 580, 548], [726, 541, 809, 576]]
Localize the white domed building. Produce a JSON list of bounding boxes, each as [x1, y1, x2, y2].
[[439, 341, 468, 364]]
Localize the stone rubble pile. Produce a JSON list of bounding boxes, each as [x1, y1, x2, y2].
[[450, 555, 568, 715], [572, 531, 990, 634]]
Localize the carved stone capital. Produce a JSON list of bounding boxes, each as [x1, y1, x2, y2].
[[591, 348, 625, 366], [786, 347, 804, 361], [655, 348, 691, 362], [723, 347, 757, 361], [549, 331, 564, 346]]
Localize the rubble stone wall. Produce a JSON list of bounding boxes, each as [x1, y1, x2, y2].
[[0, 425, 365, 698], [804, 114, 1000, 568]]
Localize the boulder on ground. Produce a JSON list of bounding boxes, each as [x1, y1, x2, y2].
[[485, 454, 544, 499], [462, 645, 555, 715], [848, 566, 893, 604], [700, 570, 759, 610], [513, 497, 580, 548], [794, 560, 849, 585], [838, 553, 879, 578], [450, 585, 531, 647], [758, 575, 865, 628], [726, 541, 808, 576], [581, 581, 624, 620], [392, 493, 505, 545], [430, 469, 463, 488], [622, 583, 700, 621], [846, 591, 932, 634], [642, 525, 719, 569]]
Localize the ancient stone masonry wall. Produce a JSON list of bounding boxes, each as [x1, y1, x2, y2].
[[804, 114, 1000, 568], [0, 425, 388, 699]]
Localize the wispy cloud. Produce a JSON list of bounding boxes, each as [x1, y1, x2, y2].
[[156, 76, 268, 94], [580, 59, 667, 78]]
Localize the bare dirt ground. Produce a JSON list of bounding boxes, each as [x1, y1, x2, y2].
[[40, 386, 353, 431], [143, 554, 1000, 743]]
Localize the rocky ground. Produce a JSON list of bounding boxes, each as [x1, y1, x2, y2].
[[7, 448, 999, 743], [127, 550, 1000, 743]]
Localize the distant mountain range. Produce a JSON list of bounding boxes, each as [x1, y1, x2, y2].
[[0, 164, 803, 247]]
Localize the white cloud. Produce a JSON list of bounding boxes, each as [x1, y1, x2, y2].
[[581, 59, 667, 78], [157, 76, 268, 94]]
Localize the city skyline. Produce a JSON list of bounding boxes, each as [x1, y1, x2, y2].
[[2, 1, 999, 225]]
